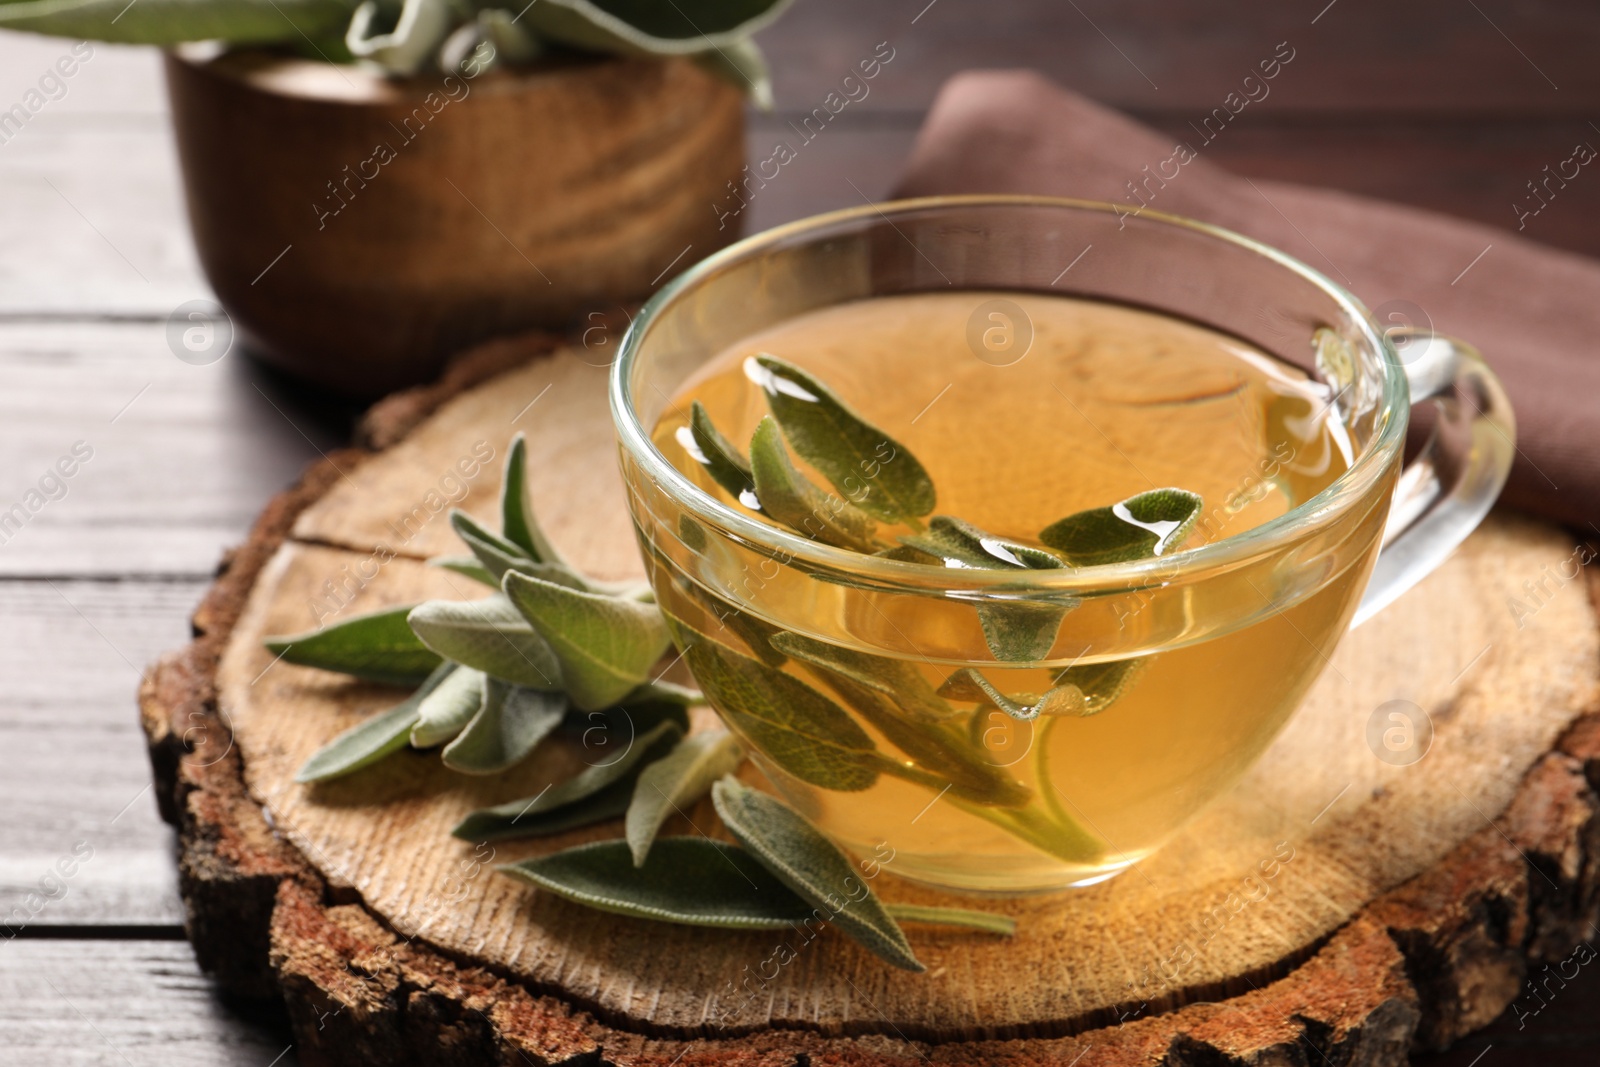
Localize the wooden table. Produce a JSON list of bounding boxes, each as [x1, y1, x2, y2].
[[2, 2, 1594, 1062]]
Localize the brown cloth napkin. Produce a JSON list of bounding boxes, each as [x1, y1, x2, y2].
[[893, 71, 1599, 530]]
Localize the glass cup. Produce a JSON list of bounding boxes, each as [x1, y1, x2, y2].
[[610, 196, 1514, 893]]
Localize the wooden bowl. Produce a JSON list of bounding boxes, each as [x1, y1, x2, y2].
[[163, 48, 745, 396]]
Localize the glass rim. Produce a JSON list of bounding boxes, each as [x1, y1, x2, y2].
[[609, 194, 1409, 594]]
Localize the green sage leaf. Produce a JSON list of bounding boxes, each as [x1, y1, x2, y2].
[[682, 400, 756, 503], [896, 517, 1076, 662], [977, 600, 1073, 664], [712, 777, 923, 972], [1039, 488, 1204, 566], [408, 595, 563, 690], [1053, 658, 1147, 715], [938, 668, 1086, 722], [900, 515, 1068, 571], [500, 837, 813, 929], [441, 680, 567, 775], [752, 355, 935, 525], [430, 554, 498, 587], [345, 0, 454, 75], [626, 729, 744, 866], [503, 571, 671, 711], [768, 631, 951, 723], [265, 604, 441, 685], [501, 434, 567, 565], [295, 663, 454, 783], [450, 509, 535, 582], [0, 0, 355, 45], [883, 903, 1015, 936], [772, 634, 1030, 808], [452, 720, 681, 842], [747, 416, 879, 552], [411, 665, 486, 747], [684, 639, 879, 792]]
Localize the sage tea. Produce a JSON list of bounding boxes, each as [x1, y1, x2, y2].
[[642, 291, 1379, 892]]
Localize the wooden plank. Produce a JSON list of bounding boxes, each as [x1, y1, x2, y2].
[[0, 320, 333, 578], [0, 939, 298, 1066], [0, 579, 211, 929]]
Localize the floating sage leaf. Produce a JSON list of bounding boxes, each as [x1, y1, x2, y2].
[[503, 571, 671, 711], [978, 599, 1073, 664], [265, 604, 441, 685], [751, 354, 935, 525], [712, 777, 923, 972], [441, 680, 567, 775], [768, 631, 1032, 807], [747, 416, 879, 551], [900, 515, 1068, 571], [682, 400, 757, 503], [430, 554, 498, 587], [883, 904, 1016, 936], [1053, 658, 1147, 716], [408, 596, 563, 690], [411, 665, 486, 747], [1039, 488, 1204, 566], [0, 0, 355, 46], [938, 668, 1086, 722], [684, 639, 879, 792], [452, 720, 682, 842], [295, 663, 455, 783], [500, 837, 813, 930], [896, 517, 1076, 662], [501, 434, 568, 565], [626, 729, 744, 866], [768, 631, 951, 723]]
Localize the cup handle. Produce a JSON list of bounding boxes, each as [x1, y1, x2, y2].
[[1350, 328, 1516, 628]]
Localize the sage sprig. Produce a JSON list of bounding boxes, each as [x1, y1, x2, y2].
[[626, 728, 744, 866], [270, 431, 699, 785]]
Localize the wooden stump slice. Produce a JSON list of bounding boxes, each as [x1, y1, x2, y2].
[[141, 334, 1600, 1066]]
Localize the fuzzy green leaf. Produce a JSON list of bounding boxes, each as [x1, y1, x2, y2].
[[1052, 658, 1147, 716], [408, 596, 563, 690], [1039, 488, 1204, 566], [450, 509, 588, 590], [626, 729, 744, 866], [747, 416, 879, 551], [771, 633, 1030, 808], [441, 680, 567, 775], [883, 904, 1015, 936], [0, 0, 355, 45], [295, 663, 453, 783], [430, 555, 498, 587], [712, 778, 923, 971], [501, 434, 567, 565], [751, 355, 934, 525], [899, 515, 1068, 571], [411, 665, 486, 747], [898, 516, 1077, 662], [681, 400, 757, 503], [684, 639, 879, 792], [938, 668, 1086, 723], [500, 837, 814, 929], [502, 571, 670, 711], [452, 720, 681, 842], [265, 604, 440, 685], [345, 0, 453, 75]]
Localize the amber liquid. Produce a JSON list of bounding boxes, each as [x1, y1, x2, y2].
[[645, 292, 1381, 892]]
